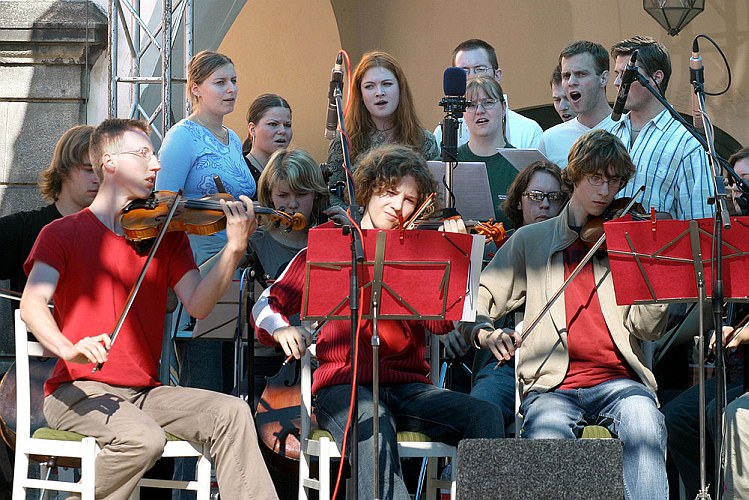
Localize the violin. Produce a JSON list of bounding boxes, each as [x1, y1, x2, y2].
[[121, 191, 307, 242], [580, 197, 647, 249], [408, 218, 509, 246], [402, 194, 510, 247]]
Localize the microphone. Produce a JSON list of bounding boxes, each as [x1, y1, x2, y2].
[[690, 38, 705, 131], [611, 50, 639, 121], [324, 53, 344, 140], [443, 66, 466, 98]]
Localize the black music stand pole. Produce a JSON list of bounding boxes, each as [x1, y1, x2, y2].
[[692, 76, 729, 500], [633, 70, 742, 498], [332, 87, 364, 499]]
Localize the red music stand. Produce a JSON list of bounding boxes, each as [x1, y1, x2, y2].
[[302, 227, 483, 322], [605, 216, 749, 499], [300, 225, 482, 499], [605, 217, 749, 305]]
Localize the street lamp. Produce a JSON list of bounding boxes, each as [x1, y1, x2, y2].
[[643, 0, 705, 36]]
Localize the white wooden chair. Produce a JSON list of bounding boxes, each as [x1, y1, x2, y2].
[[298, 336, 458, 500], [12, 310, 212, 500]]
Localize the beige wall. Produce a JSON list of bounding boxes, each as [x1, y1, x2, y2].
[[219, 0, 341, 163], [221, 0, 748, 163]]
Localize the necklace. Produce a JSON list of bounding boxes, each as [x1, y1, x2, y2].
[[373, 123, 395, 143], [193, 116, 228, 143]]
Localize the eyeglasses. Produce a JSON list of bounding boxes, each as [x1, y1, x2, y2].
[[461, 66, 495, 76], [522, 190, 566, 203], [466, 98, 501, 112], [115, 148, 158, 162], [586, 174, 625, 189]]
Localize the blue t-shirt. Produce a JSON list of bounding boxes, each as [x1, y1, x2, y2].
[[156, 119, 256, 199]]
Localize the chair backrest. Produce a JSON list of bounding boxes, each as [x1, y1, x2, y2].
[[299, 344, 315, 440], [14, 309, 57, 442]]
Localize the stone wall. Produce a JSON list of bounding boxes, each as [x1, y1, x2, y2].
[[0, 0, 107, 371]]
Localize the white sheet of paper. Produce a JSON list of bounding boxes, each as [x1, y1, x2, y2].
[[497, 148, 550, 172], [461, 234, 485, 322], [427, 161, 494, 221]]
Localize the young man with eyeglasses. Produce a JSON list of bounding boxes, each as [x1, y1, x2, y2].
[[539, 41, 616, 168], [433, 38, 543, 151], [20, 118, 278, 499], [608, 35, 712, 220], [460, 129, 669, 499]]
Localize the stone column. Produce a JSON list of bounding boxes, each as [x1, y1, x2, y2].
[[0, 0, 107, 372]]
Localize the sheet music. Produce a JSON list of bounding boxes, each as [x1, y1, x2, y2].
[[497, 148, 550, 172], [462, 234, 484, 322], [427, 161, 494, 221]]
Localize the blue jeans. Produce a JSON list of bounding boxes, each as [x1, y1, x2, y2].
[[470, 357, 516, 434], [520, 378, 668, 500], [315, 382, 504, 500]]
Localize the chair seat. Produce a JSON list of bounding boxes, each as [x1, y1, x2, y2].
[[581, 425, 614, 439], [308, 428, 436, 443], [29, 427, 197, 468], [32, 427, 186, 442]]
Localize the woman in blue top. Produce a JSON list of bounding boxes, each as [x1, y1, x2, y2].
[[158, 50, 254, 261], [156, 49, 253, 499]]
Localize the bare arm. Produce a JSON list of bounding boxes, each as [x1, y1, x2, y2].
[[20, 262, 110, 364], [174, 195, 256, 319]]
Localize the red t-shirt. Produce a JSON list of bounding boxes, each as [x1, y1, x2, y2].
[[25, 209, 197, 396], [559, 238, 636, 389]]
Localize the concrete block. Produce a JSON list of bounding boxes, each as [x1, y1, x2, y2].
[[1, 101, 82, 184], [0, 64, 85, 99]]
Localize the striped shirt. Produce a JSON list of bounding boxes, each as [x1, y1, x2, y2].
[[608, 109, 714, 220]]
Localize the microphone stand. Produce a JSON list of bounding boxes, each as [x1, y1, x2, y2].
[[631, 70, 745, 500], [438, 95, 467, 214], [694, 76, 729, 500], [332, 86, 365, 500]]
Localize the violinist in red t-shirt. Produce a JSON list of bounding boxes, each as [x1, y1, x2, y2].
[[21, 118, 278, 499]]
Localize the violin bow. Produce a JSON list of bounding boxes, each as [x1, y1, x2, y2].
[[93, 190, 184, 372], [518, 186, 645, 343], [0, 288, 22, 303]]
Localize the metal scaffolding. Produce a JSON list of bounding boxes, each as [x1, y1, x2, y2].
[[108, 0, 193, 142]]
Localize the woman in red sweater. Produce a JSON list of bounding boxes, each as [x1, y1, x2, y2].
[[252, 144, 504, 499]]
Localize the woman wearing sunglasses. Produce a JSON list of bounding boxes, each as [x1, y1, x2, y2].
[[502, 160, 568, 228]]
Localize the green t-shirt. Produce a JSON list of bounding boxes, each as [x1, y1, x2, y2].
[[456, 142, 519, 229]]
